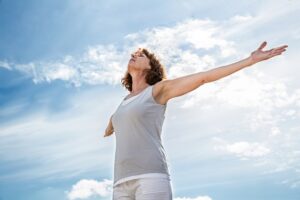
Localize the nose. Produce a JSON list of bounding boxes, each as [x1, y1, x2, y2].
[[131, 48, 142, 58], [131, 52, 138, 58]]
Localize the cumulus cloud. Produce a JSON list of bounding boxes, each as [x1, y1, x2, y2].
[[11, 45, 127, 87], [65, 178, 212, 200], [66, 179, 112, 200], [1, 17, 245, 87]]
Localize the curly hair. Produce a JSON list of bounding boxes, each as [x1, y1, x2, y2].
[[121, 48, 168, 92]]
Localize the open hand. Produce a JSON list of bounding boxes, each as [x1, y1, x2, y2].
[[250, 41, 288, 64]]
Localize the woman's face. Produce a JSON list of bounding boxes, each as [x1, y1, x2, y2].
[[127, 48, 151, 73]]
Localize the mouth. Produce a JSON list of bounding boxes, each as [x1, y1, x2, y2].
[[129, 58, 135, 62]]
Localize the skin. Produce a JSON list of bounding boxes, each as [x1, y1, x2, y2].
[[125, 47, 152, 99], [104, 41, 288, 137]]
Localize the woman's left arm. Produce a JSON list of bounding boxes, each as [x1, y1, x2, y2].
[[161, 41, 288, 102]]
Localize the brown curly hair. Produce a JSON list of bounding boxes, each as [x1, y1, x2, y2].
[[121, 48, 168, 92]]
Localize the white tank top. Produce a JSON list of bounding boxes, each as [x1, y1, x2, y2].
[[111, 84, 171, 187]]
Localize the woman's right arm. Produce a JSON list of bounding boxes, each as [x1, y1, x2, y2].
[[103, 115, 114, 137]]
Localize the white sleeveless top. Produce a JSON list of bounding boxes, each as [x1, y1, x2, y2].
[[111, 84, 171, 187]]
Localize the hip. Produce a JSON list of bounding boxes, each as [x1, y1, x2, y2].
[[113, 177, 173, 200]]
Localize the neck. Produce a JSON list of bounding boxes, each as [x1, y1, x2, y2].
[[130, 71, 149, 93]]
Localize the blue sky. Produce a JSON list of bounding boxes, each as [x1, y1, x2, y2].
[[0, 0, 300, 199]]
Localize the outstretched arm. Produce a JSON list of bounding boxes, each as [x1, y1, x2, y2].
[[161, 41, 288, 102]]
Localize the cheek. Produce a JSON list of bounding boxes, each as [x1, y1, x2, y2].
[[142, 60, 150, 68]]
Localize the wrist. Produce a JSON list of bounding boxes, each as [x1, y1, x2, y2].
[[245, 55, 256, 67]]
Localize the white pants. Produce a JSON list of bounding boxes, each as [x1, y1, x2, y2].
[[112, 177, 173, 200]]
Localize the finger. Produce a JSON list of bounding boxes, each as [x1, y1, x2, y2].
[[273, 45, 288, 51], [269, 47, 285, 53], [277, 49, 286, 53], [263, 44, 288, 54], [273, 48, 286, 54], [258, 41, 267, 50], [277, 45, 288, 49], [270, 50, 285, 57], [271, 52, 283, 57]]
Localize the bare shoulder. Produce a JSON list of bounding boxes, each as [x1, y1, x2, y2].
[[152, 80, 169, 105]]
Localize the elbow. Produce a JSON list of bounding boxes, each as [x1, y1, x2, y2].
[[202, 75, 209, 84], [200, 71, 210, 84], [104, 125, 114, 137], [203, 73, 217, 83]]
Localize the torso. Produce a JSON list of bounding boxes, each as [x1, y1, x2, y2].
[[112, 81, 170, 185], [125, 81, 167, 105]]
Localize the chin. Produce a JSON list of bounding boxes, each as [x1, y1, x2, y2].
[[128, 62, 134, 68], [128, 64, 139, 71]]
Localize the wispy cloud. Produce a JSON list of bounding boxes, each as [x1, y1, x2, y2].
[[0, 86, 119, 182], [0, 60, 12, 70], [213, 137, 271, 159]]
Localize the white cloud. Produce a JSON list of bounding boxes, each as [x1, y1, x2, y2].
[[124, 18, 239, 76], [66, 179, 112, 200], [65, 178, 213, 200], [2, 6, 296, 89], [213, 138, 271, 159], [226, 142, 270, 157], [15, 45, 127, 87], [1, 17, 243, 87]]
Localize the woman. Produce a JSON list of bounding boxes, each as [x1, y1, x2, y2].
[[104, 41, 288, 200]]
